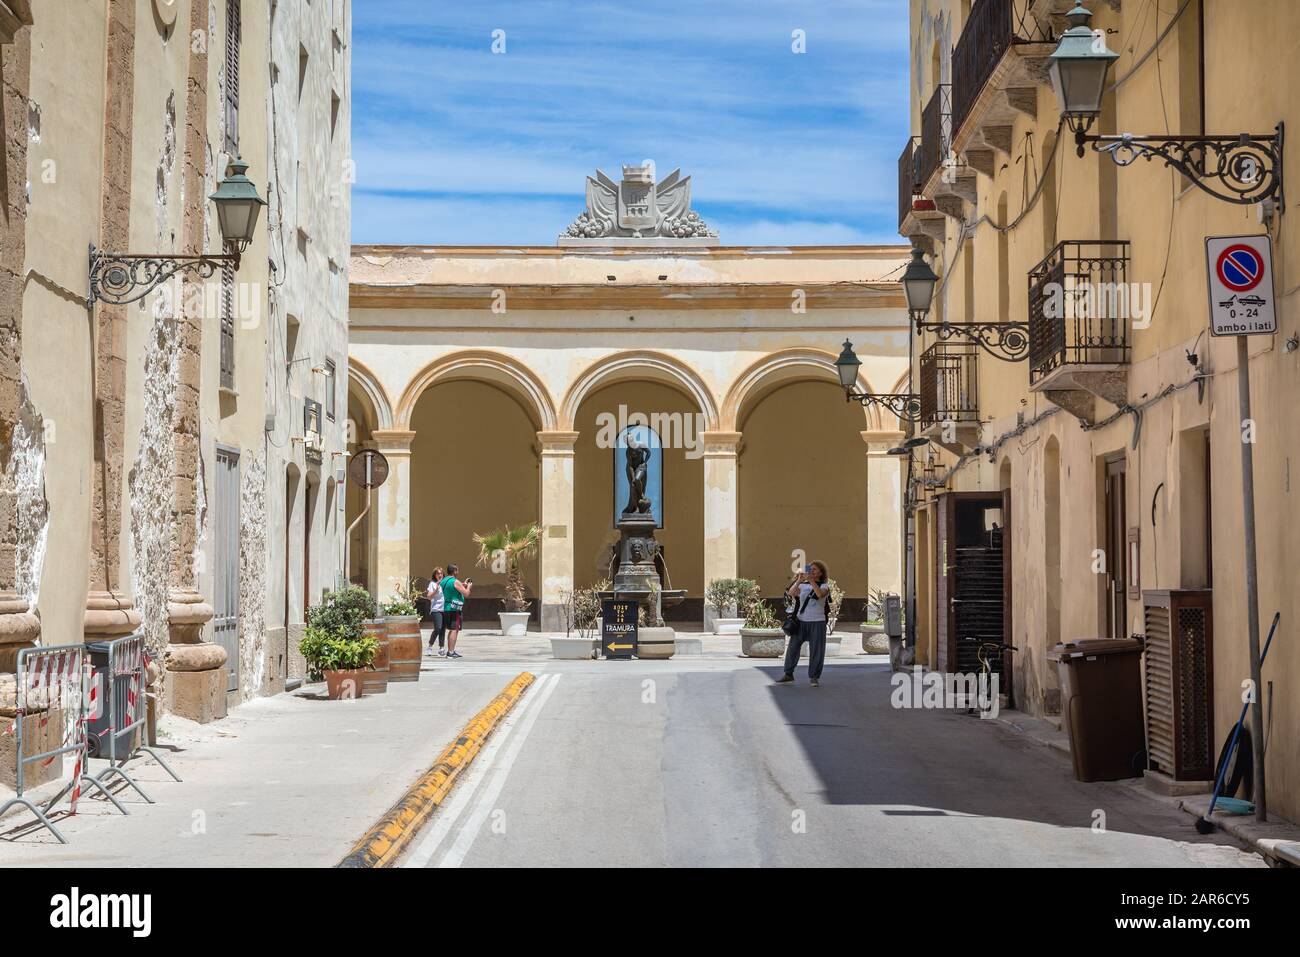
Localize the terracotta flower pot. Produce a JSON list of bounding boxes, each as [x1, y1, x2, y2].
[[324, 669, 364, 700]]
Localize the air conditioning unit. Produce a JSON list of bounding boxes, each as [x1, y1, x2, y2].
[[1142, 589, 1214, 781]]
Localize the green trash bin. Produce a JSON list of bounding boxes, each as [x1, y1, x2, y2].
[[1049, 638, 1145, 782]]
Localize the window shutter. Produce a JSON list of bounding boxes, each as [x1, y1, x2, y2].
[[224, 0, 241, 154], [220, 260, 235, 390]]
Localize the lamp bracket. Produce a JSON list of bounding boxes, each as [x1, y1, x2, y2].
[[87, 244, 241, 308], [913, 317, 1031, 363], [845, 391, 923, 423], [1076, 123, 1284, 209]]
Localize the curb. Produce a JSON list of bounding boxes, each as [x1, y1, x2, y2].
[[336, 671, 536, 868], [1174, 799, 1300, 867]]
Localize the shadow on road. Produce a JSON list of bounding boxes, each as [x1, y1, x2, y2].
[[756, 660, 1245, 850]]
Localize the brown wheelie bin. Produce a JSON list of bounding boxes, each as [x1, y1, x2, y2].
[[1049, 639, 1145, 782]]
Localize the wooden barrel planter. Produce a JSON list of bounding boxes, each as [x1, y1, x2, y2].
[[385, 615, 422, 683], [361, 619, 389, 695]]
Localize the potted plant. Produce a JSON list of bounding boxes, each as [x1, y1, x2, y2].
[[824, 578, 845, 634], [381, 593, 422, 682], [473, 522, 541, 636], [299, 625, 378, 700], [860, 587, 890, 655], [551, 578, 607, 660], [706, 578, 757, 635], [739, 600, 785, 658], [306, 584, 376, 642]]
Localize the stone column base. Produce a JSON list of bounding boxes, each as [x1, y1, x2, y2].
[[0, 593, 40, 672], [83, 590, 141, 642], [164, 667, 228, 724], [165, 589, 224, 721]]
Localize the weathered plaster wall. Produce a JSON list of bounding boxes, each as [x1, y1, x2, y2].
[[263, 0, 351, 673], [21, 3, 104, 644]]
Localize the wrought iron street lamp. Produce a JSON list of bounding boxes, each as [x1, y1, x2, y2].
[[1053, 3, 1284, 207], [903, 247, 1030, 362], [835, 339, 922, 422], [88, 157, 268, 307]]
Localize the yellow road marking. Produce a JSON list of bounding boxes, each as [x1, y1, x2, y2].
[[336, 671, 536, 868]]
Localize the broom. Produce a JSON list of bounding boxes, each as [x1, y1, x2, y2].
[[1195, 611, 1280, 835]]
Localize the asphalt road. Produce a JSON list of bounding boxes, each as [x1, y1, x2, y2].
[[400, 654, 1261, 868]]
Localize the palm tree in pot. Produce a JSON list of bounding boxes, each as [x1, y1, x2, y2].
[[473, 522, 541, 636]]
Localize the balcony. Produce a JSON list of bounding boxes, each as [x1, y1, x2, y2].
[[917, 84, 977, 223], [898, 136, 918, 231], [1028, 240, 1131, 424], [919, 342, 981, 453], [899, 134, 946, 244], [950, 0, 1055, 167]]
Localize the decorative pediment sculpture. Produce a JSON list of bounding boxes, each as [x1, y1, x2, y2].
[[562, 161, 717, 241]]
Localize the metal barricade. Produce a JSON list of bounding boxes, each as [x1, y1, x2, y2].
[[0, 643, 123, 843], [86, 633, 181, 804]]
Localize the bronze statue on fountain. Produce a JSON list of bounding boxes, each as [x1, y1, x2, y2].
[[599, 433, 685, 655]]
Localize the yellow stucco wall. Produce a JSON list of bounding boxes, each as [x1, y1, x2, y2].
[[906, 0, 1300, 821]]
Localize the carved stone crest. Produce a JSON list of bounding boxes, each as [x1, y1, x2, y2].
[[561, 161, 718, 243]]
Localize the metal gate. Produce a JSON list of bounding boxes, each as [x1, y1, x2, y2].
[[935, 491, 1013, 704], [214, 445, 240, 692]]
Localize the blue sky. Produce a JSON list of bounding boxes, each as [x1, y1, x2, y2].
[[351, 1, 910, 246]]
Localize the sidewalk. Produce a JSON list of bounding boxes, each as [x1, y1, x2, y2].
[[0, 656, 520, 867], [993, 704, 1300, 867]]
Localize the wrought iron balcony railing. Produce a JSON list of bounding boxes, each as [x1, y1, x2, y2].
[[951, 0, 1052, 139], [899, 136, 920, 230], [918, 84, 951, 189], [920, 342, 980, 431], [1028, 240, 1132, 383]]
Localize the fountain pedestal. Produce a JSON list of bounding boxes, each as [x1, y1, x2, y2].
[[599, 511, 685, 659]]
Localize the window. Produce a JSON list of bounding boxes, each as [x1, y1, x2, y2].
[[305, 398, 323, 437], [324, 359, 336, 421], [223, 0, 241, 154]]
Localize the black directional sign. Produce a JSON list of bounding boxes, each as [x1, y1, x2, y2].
[[601, 599, 638, 660]]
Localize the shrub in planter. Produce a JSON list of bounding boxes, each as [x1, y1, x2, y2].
[[380, 595, 419, 618], [307, 585, 377, 642], [824, 578, 845, 633], [473, 523, 541, 612], [739, 600, 784, 658], [299, 625, 379, 699], [706, 577, 759, 633], [474, 523, 541, 634]]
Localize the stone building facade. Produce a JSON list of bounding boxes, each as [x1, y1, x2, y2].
[[0, 0, 350, 721], [347, 181, 911, 628], [901, 0, 1300, 821]]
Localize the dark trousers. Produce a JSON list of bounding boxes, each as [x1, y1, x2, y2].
[[783, 619, 827, 681], [429, 611, 446, 648]]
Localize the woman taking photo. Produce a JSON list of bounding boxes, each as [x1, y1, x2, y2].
[[426, 566, 447, 655], [777, 560, 830, 687]]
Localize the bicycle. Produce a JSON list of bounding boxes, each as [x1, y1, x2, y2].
[[959, 638, 1017, 714]]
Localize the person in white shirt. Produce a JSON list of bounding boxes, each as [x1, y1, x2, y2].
[[777, 560, 830, 687], [426, 567, 447, 656]]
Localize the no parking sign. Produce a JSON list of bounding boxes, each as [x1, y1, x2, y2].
[[1206, 235, 1277, 337]]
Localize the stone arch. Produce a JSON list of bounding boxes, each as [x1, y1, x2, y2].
[[347, 357, 394, 432], [721, 347, 884, 432], [560, 350, 719, 431], [396, 350, 558, 431]]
